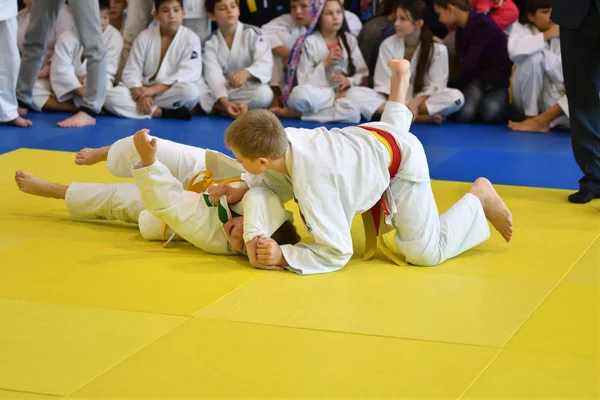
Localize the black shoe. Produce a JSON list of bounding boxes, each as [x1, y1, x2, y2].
[[162, 107, 192, 120], [568, 189, 600, 204]]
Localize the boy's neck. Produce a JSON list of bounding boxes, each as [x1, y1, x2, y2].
[[269, 157, 289, 175], [456, 10, 470, 28], [219, 23, 238, 38], [160, 25, 179, 38]]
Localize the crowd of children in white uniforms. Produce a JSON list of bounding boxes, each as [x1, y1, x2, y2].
[[1, 0, 574, 130]]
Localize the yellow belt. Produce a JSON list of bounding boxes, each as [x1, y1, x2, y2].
[[161, 170, 243, 246], [361, 129, 406, 266]]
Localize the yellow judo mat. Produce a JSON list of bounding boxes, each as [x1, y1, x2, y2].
[[1, 149, 599, 399]]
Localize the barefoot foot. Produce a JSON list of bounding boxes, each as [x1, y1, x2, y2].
[[470, 178, 513, 242], [18, 107, 28, 117], [75, 145, 110, 165], [388, 58, 411, 75], [508, 117, 550, 133], [6, 116, 33, 128], [269, 107, 301, 119], [414, 114, 443, 125], [57, 111, 96, 128], [14, 171, 67, 199]]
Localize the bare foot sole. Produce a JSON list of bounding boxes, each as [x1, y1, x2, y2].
[[6, 116, 33, 128], [18, 107, 28, 117], [471, 177, 513, 242], [57, 111, 96, 128], [75, 145, 110, 166], [15, 171, 60, 198], [415, 114, 443, 125], [270, 107, 301, 119], [508, 118, 550, 133]]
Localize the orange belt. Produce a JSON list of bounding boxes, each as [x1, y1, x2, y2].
[[359, 125, 405, 266]]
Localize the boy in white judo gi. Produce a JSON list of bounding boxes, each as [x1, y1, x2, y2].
[[220, 59, 513, 275], [0, 0, 31, 128], [15, 130, 301, 260], [104, 0, 204, 120], [203, 0, 274, 119], [30, 1, 122, 114], [507, 0, 570, 133]]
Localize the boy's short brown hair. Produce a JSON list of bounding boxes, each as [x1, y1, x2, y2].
[[224, 110, 288, 160], [271, 220, 301, 246]]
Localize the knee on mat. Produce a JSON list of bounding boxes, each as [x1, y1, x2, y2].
[[177, 84, 202, 106], [454, 102, 478, 123], [404, 248, 443, 267], [288, 86, 312, 112], [480, 97, 509, 124], [251, 85, 274, 109]]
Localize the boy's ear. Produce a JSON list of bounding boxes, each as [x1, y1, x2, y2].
[[415, 19, 424, 29], [208, 11, 216, 21], [527, 12, 536, 24], [153, 10, 159, 20], [258, 157, 269, 166]]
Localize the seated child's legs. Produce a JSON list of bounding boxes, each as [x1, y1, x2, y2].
[[344, 86, 386, 121], [154, 82, 202, 111], [480, 87, 509, 124], [454, 80, 485, 123], [426, 88, 465, 118], [511, 52, 544, 117], [228, 83, 274, 110], [31, 79, 52, 112], [103, 85, 151, 119]]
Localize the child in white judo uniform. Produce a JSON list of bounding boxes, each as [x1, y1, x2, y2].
[[270, 0, 368, 123], [0, 0, 31, 127], [14, 130, 300, 258], [364, 0, 464, 124], [17, 0, 76, 83], [30, 2, 122, 114], [202, 0, 274, 119], [104, 0, 203, 120], [221, 59, 513, 275], [261, 0, 362, 95], [507, 0, 570, 133]]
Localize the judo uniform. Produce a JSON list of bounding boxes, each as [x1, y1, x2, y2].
[[203, 21, 274, 110]]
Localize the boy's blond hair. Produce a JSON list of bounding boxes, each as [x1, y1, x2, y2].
[[224, 110, 288, 160]]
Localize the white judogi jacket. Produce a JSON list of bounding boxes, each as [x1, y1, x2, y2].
[[243, 102, 427, 275], [203, 21, 273, 100], [132, 160, 292, 255], [296, 31, 368, 88], [374, 36, 450, 99], [121, 24, 202, 88], [50, 25, 123, 102], [507, 22, 563, 86], [0, 0, 16, 21]]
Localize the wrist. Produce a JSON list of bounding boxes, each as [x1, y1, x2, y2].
[[141, 156, 156, 167]]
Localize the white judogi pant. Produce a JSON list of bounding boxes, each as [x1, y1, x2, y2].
[[287, 84, 361, 123], [0, 17, 19, 122], [344, 86, 465, 122], [380, 102, 491, 266], [511, 52, 570, 129], [30, 78, 86, 112], [204, 81, 274, 111], [104, 82, 202, 119], [66, 135, 207, 239]]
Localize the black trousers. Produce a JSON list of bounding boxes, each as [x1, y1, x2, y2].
[[560, 4, 600, 192]]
